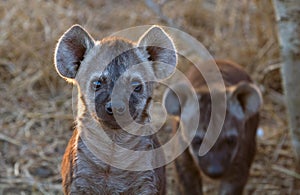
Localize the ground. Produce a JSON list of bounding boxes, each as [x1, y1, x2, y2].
[[0, 0, 299, 194]]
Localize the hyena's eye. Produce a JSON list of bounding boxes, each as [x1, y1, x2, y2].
[[226, 135, 237, 147], [192, 136, 203, 146], [131, 81, 143, 93], [92, 80, 102, 91]]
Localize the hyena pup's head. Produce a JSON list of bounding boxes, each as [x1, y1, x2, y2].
[[55, 25, 177, 129], [164, 81, 262, 178]]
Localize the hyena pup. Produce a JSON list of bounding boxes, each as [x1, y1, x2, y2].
[[164, 60, 262, 195], [54, 24, 177, 194]]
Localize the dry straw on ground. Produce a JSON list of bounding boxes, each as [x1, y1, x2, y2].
[[0, 0, 298, 194]]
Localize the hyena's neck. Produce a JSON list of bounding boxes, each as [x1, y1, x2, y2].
[[75, 116, 158, 170], [77, 113, 156, 148]]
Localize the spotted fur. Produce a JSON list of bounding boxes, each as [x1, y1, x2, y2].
[[55, 25, 177, 194]]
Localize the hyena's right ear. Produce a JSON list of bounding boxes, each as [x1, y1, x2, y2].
[[54, 25, 95, 80], [138, 26, 177, 80]]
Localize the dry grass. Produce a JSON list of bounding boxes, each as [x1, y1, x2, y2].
[[0, 0, 298, 194]]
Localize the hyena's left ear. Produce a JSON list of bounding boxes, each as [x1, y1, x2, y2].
[[228, 82, 263, 120], [138, 25, 177, 80], [54, 24, 95, 80]]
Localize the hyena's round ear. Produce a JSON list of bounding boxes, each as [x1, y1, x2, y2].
[[228, 82, 263, 119], [138, 25, 177, 80], [163, 88, 181, 116], [163, 83, 192, 116], [54, 24, 95, 80]]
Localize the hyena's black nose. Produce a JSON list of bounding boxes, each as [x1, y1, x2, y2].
[[206, 165, 224, 178], [105, 101, 126, 115]]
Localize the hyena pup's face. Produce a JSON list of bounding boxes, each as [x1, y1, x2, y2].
[[164, 82, 262, 178], [189, 90, 242, 179], [55, 25, 177, 129]]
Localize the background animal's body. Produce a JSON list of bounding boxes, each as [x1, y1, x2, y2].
[[164, 60, 262, 195], [55, 25, 177, 194]]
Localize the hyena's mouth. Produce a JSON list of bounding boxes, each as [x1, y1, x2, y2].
[[98, 111, 139, 129]]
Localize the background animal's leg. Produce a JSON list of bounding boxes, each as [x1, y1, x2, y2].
[[219, 169, 249, 195], [174, 149, 203, 195]]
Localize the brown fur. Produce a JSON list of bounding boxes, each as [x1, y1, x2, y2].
[[55, 25, 177, 194], [164, 60, 262, 195], [61, 129, 166, 195]]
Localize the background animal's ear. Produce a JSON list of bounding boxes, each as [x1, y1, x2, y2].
[[54, 24, 95, 80], [163, 83, 191, 116], [138, 25, 177, 80], [229, 82, 263, 119], [163, 88, 181, 116]]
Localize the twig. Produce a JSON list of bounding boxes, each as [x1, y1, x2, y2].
[[257, 38, 276, 61], [0, 133, 21, 146], [144, 0, 180, 28], [0, 178, 62, 192], [272, 165, 300, 180], [267, 89, 285, 106], [26, 112, 73, 120], [272, 134, 287, 162], [262, 62, 281, 75]]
